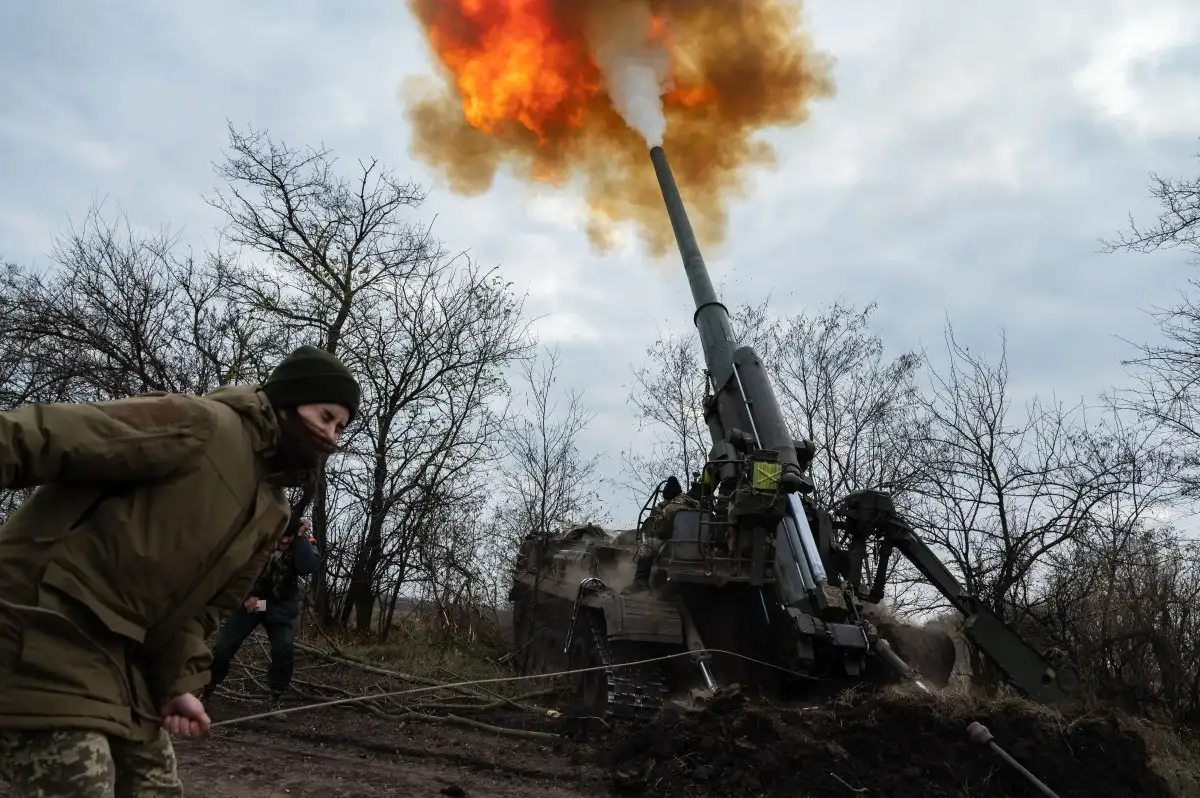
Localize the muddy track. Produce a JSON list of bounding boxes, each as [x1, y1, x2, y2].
[[1, 691, 1182, 797], [227, 717, 590, 783], [174, 705, 604, 797]]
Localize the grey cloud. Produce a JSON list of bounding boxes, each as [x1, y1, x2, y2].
[[2, 0, 1199, 523]]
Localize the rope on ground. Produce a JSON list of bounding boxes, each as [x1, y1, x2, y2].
[[213, 646, 1066, 797], [211, 646, 816, 727], [2, 595, 1061, 795]]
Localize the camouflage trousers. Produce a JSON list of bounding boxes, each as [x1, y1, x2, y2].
[[634, 538, 665, 561], [0, 727, 182, 797]]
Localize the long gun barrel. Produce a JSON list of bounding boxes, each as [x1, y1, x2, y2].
[[649, 146, 738, 390]]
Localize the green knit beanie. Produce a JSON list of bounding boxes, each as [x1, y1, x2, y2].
[[261, 345, 360, 422]]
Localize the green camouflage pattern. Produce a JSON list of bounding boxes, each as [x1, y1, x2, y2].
[[635, 538, 665, 560], [0, 727, 181, 796], [0, 384, 292, 742], [646, 494, 700, 540], [635, 494, 701, 559]]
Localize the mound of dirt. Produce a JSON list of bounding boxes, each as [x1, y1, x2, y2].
[[574, 690, 1172, 797]]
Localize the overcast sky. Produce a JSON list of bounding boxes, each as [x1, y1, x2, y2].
[[2, 1, 1199, 525]]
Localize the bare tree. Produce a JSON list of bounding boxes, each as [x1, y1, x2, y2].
[[205, 124, 455, 623], [1099, 289, 1200, 499], [499, 346, 606, 543], [0, 262, 55, 408], [1036, 521, 1200, 722], [1035, 152, 1200, 717], [1, 204, 270, 401], [909, 326, 1164, 688], [752, 300, 927, 508], [411, 493, 505, 647], [621, 300, 927, 513], [492, 346, 607, 659], [207, 123, 434, 356], [620, 330, 710, 501], [1101, 148, 1200, 258], [1102, 148, 1200, 498], [329, 261, 529, 632], [0, 265, 39, 524]]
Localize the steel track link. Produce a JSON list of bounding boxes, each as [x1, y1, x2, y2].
[[582, 608, 668, 721]]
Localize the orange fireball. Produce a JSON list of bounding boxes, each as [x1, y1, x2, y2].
[[420, 0, 604, 143], [403, 0, 834, 255]]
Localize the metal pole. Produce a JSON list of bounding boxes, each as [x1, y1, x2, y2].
[[648, 145, 737, 389], [966, 722, 1061, 798]]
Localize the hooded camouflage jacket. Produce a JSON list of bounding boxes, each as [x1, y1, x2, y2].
[[0, 384, 292, 742]]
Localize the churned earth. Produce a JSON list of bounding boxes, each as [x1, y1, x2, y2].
[[2, 634, 1194, 798], [582, 690, 1181, 798], [159, 689, 1192, 798]]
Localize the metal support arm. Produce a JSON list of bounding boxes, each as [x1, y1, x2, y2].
[[881, 517, 1080, 704]]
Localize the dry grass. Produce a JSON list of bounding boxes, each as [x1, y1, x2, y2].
[[316, 617, 517, 690], [1134, 719, 1200, 797]]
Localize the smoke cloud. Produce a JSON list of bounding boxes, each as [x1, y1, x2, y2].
[[403, 0, 835, 256], [583, 2, 670, 147]]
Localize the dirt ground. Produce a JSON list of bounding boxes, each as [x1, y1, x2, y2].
[[162, 687, 1190, 798], [173, 699, 601, 797], [584, 690, 1181, 798], [2, 632, 1194, 797]]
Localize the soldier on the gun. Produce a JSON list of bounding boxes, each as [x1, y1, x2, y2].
[[624, 476, 699, 594]]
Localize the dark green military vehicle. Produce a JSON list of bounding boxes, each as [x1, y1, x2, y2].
[[509, 147, 1080, 721]]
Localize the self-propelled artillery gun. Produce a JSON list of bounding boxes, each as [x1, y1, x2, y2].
[[508, 146, 1080, 720]]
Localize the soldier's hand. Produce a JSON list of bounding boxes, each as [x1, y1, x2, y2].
[[243, 597, 259, 613], [160, 693, 211, 736]]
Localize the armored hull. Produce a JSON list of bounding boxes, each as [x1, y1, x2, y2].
[[508, 516, 959, 720]]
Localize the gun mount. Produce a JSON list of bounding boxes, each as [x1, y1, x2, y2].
[[508, 145, 1079, 720]]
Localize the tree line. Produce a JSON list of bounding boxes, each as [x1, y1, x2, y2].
[[3, 125, 1200, 723]]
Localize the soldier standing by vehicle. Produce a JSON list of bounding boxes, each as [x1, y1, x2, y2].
[[624, 476, 699, 594], [202, 517, 319, 711], [0, 344, 359, 797]]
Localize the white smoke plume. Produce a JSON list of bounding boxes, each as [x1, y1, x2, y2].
[[584, 1, 671, 147]]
